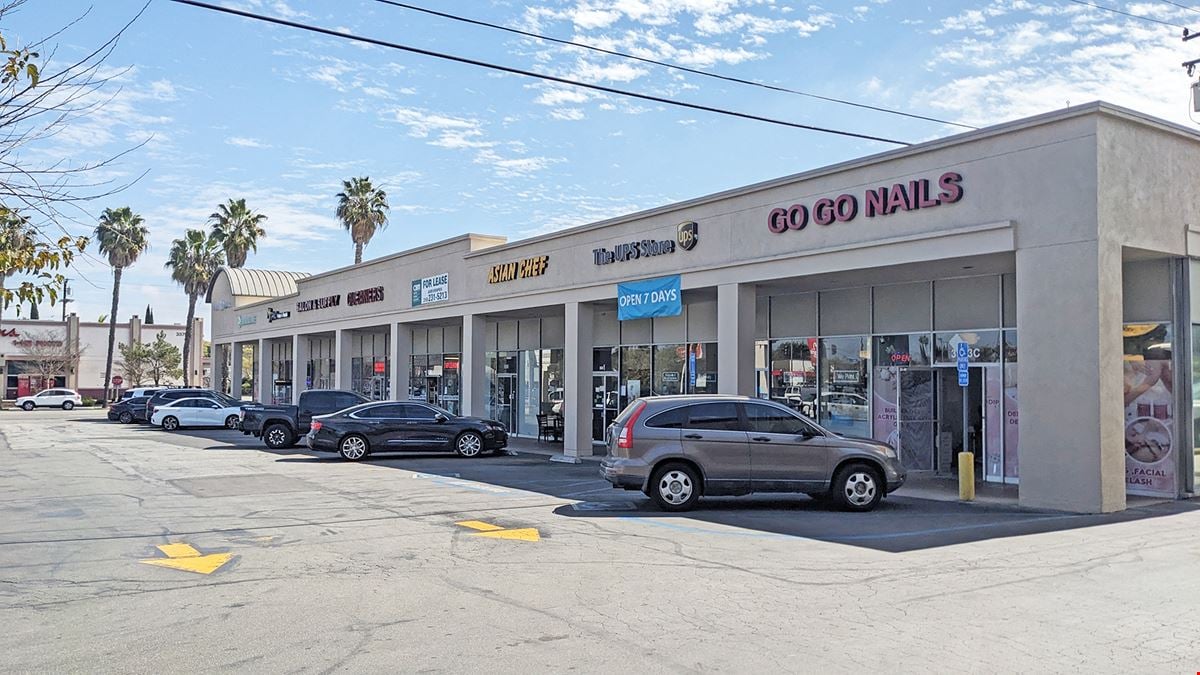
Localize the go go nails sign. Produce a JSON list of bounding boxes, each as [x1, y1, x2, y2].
[[767, 172, 963, 234]]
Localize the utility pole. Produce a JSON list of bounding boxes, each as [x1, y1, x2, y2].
[[60, 278, 71, 322], [1181, 28, 1200, 113]]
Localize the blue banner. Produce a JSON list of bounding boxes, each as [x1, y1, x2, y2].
[[617, 275, 682, 321]]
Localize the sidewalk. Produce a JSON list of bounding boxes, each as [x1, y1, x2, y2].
[[506, 436, 604, 463]]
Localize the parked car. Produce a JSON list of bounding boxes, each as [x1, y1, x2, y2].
[[600, 395, 906, 512], [820, 392, 869, 421], [145, 388, 244, 419], [16, 388, 82, 411], [121, 387, 164, 400], [240, 389, 368, 449], [305, 401, 508, 461], [150, 397, 244, 431], [107, 395, 153, 424]]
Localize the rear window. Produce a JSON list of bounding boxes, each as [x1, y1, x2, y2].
[[684, 402, 741, 432], [645, 405, 688, 429]]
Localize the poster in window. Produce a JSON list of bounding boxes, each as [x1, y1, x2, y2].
[[1122, 323, 1176, 497]]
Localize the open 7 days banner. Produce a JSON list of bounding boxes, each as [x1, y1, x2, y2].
[[617, 275, 682, 321]]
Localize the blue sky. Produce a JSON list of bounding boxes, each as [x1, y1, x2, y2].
[[5, 0, 1198, 332]]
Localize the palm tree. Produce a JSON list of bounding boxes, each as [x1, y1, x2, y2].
[[95, 207, 149, 404], [336, 177, 389, 264], [165, 229, 222, 386], [209, 198, 266, 268]]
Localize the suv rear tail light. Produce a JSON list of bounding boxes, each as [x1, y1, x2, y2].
[[311, 420, 323, 432], [616, 400, 646, 450]]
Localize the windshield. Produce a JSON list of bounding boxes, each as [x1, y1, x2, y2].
[[214, 392, 239, 405]]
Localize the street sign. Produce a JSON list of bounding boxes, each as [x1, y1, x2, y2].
[[111, 375, 124, 387], [956, 342, 969, 387]]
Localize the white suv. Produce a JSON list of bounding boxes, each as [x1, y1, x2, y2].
[[17, 388, 83, 411]]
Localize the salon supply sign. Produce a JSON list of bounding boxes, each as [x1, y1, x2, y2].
[[617, 275, 681, 321], [1122, 323, 1176, 497]]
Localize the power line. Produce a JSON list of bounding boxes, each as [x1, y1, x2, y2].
[[372, 0, 976, 131], [1156, 0, 1200, 15], [167, 0, 911, 146], [1066, 0, 1188, 28]]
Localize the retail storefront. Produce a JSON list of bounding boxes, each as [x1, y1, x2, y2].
[[209, 103, 1200, 513]]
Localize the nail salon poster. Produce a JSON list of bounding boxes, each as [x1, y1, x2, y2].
[[1122, 323, 1176, 497]]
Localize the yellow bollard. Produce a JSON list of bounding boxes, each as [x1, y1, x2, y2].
[[958, 452, 975, 501]]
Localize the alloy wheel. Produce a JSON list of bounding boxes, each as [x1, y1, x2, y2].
[[456, 433, 482, 457], [842, 471, 878, 507], [266, 426, 288, 448], [340, 436, 367, 461], [162, 417, 179, 431], [657, 470, 694, 506], [119, 412, 133, 424]]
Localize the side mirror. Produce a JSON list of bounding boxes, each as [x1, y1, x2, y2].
[[434, 413, 449, 423]]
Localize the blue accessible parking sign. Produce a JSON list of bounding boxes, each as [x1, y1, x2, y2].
[[956, 342, 970, 387]]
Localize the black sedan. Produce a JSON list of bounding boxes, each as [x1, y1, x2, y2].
[[305, 401, 508, 461], [107, 396, 153, 424]]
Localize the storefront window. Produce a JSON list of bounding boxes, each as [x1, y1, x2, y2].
[[1193, 325, 1200, 492], [686, 342, 718, 394], [620, 345, 651, 409], [653, 345, 685, 396], [441, 354, 461, 415], [871, 334, 932, 451], [769, 339, 817, 415], [1123, 322, 1176, 497], [933, 330, 1001, 364], [819, 336, 869, 437], [1003, 331, 1019, 480]]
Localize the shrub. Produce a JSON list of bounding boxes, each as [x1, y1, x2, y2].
[[81, 397, 98, 407]]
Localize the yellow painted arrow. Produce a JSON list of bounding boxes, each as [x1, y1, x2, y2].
[[139, 542, 235, 574], [456, 520, 540, 542]]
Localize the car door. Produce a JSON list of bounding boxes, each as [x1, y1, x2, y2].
[[399, 403, 456, 449], [164, 400, 193, 425], [743, 402, 830, 492], [351, 404, 406, 448], [678, 402, 750, 495], [196, 400, 225, 426]]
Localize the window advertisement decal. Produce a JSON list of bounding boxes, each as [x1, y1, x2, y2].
[[1122, 322, 1176, 497], [616, 275, 682, 321]]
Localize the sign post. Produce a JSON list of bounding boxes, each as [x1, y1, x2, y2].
[[956, 342, 974, 501]]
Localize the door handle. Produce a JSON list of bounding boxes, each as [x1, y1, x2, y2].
[[752, 436, 771, 442], [684, 434, 702, 440]]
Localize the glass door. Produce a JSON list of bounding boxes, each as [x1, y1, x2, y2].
[[592, 372, 619, 442], [495, 373, 518, 433], [898, 369, 936, 471]]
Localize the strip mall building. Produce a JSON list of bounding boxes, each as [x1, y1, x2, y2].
[[208, 103, 1200, 513]]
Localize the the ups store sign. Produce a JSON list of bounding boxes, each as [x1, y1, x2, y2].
[[488, 255, 549, 284]]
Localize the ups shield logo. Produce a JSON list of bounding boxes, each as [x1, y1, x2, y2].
[[677, 221, 698, 251]]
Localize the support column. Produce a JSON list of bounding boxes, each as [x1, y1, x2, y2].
[[335, 329, 354, 391], [390, 324, 411, 401], [717, 283, 756, 396], [257, 338, 272, 403], [461, 314, 487, 417], [557, 301, 594, 463], [292, 334, 309, 404], [1016, 239, 1125, 513], [230, 343, 243, 399]]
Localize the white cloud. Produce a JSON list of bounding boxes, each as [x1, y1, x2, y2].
[[225, 136, 270, 148]]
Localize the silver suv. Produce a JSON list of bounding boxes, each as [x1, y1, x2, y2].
[[600, 395, 906, 512]]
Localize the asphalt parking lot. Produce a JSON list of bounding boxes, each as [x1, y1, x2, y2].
[[2, 408, 1199, 672]]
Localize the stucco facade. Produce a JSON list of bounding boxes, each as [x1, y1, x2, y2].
[[209, 102, 1199, 513]]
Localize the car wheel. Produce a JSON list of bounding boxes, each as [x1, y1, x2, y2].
[[62, 401, 74, 411], [650, 462, 701, 512], [119, 411, 133, 424], [224, 415, 241, 430], [263, 423, 294, 449], [832, 462, 883, 512], [338, 434, 369, 461], [455, 431, 483, 458], [161, 416, 180, 432], [21, 401, 34, 411]]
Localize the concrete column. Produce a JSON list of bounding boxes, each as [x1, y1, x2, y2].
[[191, 316, 205, 386], [335, 329, 354, 391], [66, 313, 80, 390], [1016, 239, 1125, 513], [230, 343, 243, 399], [717, 283, 756, 396], [292, 334, 309, 404], [559, 301, 594, 462], [129, 315, 142, 344], [390, 324, 411, 401], [257, 339, 272, 403], [461, 314, 487, 417]]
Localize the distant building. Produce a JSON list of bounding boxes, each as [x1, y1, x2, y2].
[[0, 314, 203, 399]]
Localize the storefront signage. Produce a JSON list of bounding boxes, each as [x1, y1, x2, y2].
[[237, 314, 257, 327], [767, 172, 964, 234], [595, 222, 699, 265], [617, 275, 682, 321], [267, 307, 291, 322], [347, 286, 385, 306], [296, 294, 340, 312], [488, 256, 549, 284], [411, 273, 449, 306]]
